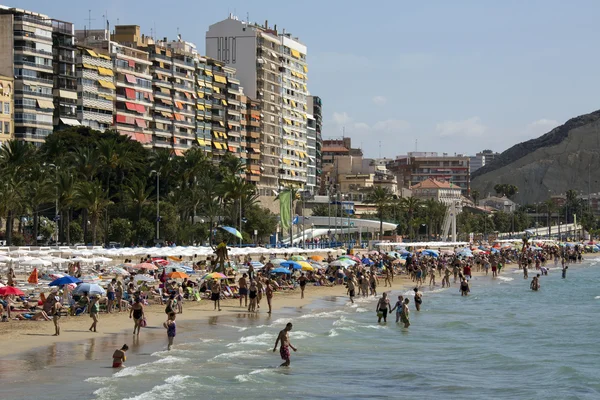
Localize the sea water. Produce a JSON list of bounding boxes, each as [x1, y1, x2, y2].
[[4, 260, 600, 400]]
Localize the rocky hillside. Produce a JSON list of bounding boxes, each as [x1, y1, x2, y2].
[[471, 110, 600, 204]]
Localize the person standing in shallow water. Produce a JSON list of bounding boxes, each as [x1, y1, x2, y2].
[[414, 288, 422, 311], [376, 292, 391, 323], [273, 322, 297, 367], [400, 298, 410, 328], [164, 312, 176, 350]]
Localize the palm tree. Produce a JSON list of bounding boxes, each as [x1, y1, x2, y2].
[[71, 146, 99, 181], [56, 170, 75, 244], [0, 170, 26, 245], [222, 175, 257, 237], [400, 197, 422, 240], [123, 176, 153, 223], [543, 199, 557, 237], [74, 181, 112, 244], [365, 187, 393, 237], [25, 169, 54, 244], [471, 190, 480, 205]]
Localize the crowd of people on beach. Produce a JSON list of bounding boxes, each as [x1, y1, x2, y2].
[[0, 239, 591, 368]]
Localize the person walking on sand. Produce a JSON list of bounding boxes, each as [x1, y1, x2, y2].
[[89, 295, 99, 332], [376, 292, 391, 323], [413, 287, 423, 311], [429, 266, 436, 287], [112, 344, 128, 368], [400, 298, 411, 328], [52, 301, 62, 336], [165, 293, 176, 315], [130, 297, 145, 335], [369, 273, 377, 297], [384, 266, 392, 287], [273, 322, 297, 367], [238, 273, 248, 307], [164, 312, 176, 350], [298, 273, 308, 299], [390, 295, 404, 323], [265, 280, 273, 314], [106, 279, 116, 313], [211, 279, 222, 311]]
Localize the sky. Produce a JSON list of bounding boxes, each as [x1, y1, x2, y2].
[[12, 0, 600, 158]]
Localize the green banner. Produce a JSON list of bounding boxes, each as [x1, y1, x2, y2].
[[279, 190, 291, 232]]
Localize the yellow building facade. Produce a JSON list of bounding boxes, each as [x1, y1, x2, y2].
[[0, 75, 13, 143]]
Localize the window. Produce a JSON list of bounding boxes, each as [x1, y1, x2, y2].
[[0, 101, 2, 114], [0, 121, 2, 133], [4, 122, 9, 134], [4, 102, 9, 114]]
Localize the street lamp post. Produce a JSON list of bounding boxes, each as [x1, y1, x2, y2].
[[150, 170, 161, 243], [48, 164, 60, 244]]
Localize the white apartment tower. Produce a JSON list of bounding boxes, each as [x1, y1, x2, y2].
[[206, 16, 309, 195]]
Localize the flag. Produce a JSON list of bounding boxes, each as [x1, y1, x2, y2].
[[28, 268, 38, 284], [279, 190, 292, 231]]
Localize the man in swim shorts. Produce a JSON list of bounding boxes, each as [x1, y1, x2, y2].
[[238, 273, 248, 307], [273, 322, 297, 367]]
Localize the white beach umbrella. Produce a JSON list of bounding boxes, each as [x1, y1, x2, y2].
[[24, 258, 52, 267], [0, 255, 14, 262], [92, 256, 113, 263]]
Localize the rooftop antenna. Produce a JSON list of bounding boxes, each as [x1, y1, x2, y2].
[[101, 11, 107, 31], [86, 9, 95, 30], [415, 138, 418, 152], [342, 126, 345, 138], [379, 141, 382, 158]]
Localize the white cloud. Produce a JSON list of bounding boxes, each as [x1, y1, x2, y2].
[[331, 111, 352, 126], [436, 117, 487, 138], [372, 96, 387, 105], [327, 112, 411, 155]]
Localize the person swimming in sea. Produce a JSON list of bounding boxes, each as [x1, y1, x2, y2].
[[530, 276, 540, 291], [112, 344, 128, 368], [273, 322, 297, 367]]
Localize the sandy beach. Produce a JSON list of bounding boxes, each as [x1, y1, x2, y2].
[[0, 271, 438, 358]]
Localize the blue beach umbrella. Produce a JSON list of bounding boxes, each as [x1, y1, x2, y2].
[[422, 249, 439, 258], [281, 261, 302, 270], [361, 258, 373, 265], [271, 267, 292, 274], [49, 275, 82, 286], [72, 283, 106, 296], [218, 226, 243, 239]]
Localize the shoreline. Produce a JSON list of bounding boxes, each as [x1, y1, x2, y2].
[[2, 257, 589, 368]]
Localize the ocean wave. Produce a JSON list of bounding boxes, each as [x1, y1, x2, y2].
[[122, 375, 193, 400], [355, 307, 368, 313], [226, 332, 274, 349], [297, 309, 347, 319], [594, 296, 600, 299], [332, 315, 358, 327], [291, 330, 316, 340], [92, 385, 113, 399], [210, 349, 266, 361], [328, 329, 339, 337], [85, 376, 110, 385], [111, 356, 189, 378], [496, 276, 514, 282], [234, 368, 274, 383]]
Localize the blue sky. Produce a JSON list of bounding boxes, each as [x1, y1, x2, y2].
[[13, 0, 600, 157]]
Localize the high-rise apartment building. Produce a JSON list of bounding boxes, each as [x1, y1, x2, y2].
[[241, 95, 262, 184], [75, 43, 115, 131], [0, 7, 55, 144], [206, 16, 310, 195], [308, 95, 323, 193], [0, 75, 13, 143], [51, 19, 78, 129], [306, 114, 317, 194]]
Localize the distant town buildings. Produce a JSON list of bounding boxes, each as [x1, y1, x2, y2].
[[470, 149, 500, 173], [411, 178, 462, 205]]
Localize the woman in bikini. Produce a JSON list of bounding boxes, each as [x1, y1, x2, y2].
[[130, 297, 145, 335]]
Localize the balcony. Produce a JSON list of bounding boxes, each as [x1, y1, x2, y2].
[[14, 46, 52, 57], [15, 89, 53, 98], [14, 31, 52, 42], [15, 15, 52, 26], [15, 60, 53, 71], [16, 74, 53, 85]]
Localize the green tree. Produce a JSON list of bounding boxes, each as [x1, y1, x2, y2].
[[109, 218, 133, 245], [74, 181, 112, 244], [365, 187, 393, 236], [399, 197, 422, 240]]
